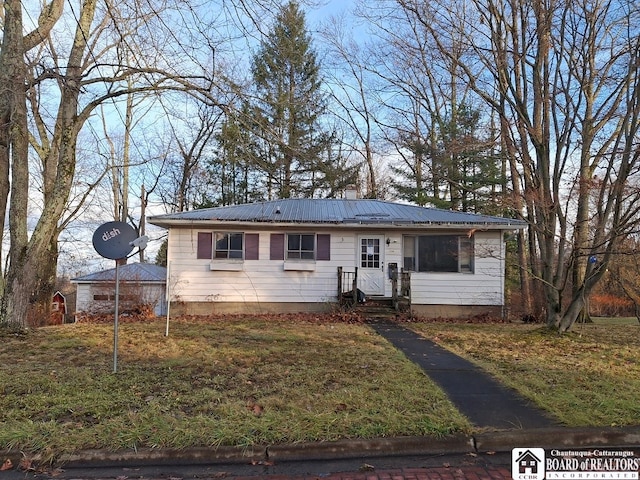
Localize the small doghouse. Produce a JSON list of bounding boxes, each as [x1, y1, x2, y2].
[[51, 291, 67, 325]]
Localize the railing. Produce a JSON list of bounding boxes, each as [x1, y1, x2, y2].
[[338, 266, 410, 311], [391, 269, 398, 304], [390, 268, 411, 311], [337, 266, 358, 304], [401, 270, 411, 297]]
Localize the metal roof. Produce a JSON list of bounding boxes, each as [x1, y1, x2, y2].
[[148, 199, 526, 229], [71, 263, 167, 283]]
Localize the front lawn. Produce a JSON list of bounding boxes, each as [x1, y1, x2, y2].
[[0, 316, 468, 461], [2, 316, 638, 463], [409, 322, 640, 427]]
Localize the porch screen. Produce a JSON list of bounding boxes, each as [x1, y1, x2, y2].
[[403, 235, 474, 273]]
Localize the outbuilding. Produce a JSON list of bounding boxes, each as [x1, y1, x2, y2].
[[72, 263, 167, 318], [50, 291, 67, 324]]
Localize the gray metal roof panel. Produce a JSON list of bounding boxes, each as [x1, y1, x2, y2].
[[72, 263, 167, 283], [148, 199, 526, 227]]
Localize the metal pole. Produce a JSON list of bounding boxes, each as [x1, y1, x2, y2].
[[165, 260, 171, 337], [113, 261, 120, 373]]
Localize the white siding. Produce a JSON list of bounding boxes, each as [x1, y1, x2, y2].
[[75, 284, 93, 313], [74, 283, 166, 315], [167, 229, 360, 304], [409, 231, 505, 306], [165, 228, 507, 307]]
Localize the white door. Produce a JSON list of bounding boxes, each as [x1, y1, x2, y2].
[[357, 235, 385, 295]]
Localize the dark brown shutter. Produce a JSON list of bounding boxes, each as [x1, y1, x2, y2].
[[245, 233, 259, 260], [316, 234, 330, 261], [197, 232, 212, 259], [270, 233, 284, 260]]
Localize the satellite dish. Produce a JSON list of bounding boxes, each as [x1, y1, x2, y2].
[[93, 221, 137, 260]]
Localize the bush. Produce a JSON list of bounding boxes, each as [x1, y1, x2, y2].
[[589, 294, 634, 317]]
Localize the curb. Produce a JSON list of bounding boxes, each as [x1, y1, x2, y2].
[[46, 426, 639, 469], [267, 435, 475, 462], [55, 435, 475, 468], [474, 426, 640, 452]]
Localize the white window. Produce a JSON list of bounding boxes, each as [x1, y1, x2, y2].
[[214, 232, 243, 259], [286, 233, 315, 260]]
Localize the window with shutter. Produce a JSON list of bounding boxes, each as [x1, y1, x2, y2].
[[198, 232, 260, 262]]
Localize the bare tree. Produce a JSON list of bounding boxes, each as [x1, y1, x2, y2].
[[0, 0, 232, 329], [393, 0, 640, 331], [156, 99, 225, 212], [354, 0, 504, 210], [320, 15, 382, 198]]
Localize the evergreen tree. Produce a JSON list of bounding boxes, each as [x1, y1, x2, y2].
[[247, 1, 356, 198], [155, 239, 168, 267], [391, 103, 504, 214], [202, 104, 264, 207]]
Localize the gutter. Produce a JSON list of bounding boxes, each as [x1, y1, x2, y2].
[[147, 219, 527, 231]]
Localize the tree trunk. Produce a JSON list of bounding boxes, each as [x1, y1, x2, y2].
[[2, 268, 32, 330], [3, 223, 54, 329], [516, 230, 533, 314], [0, 0, 21, 300], [0, 0, 30, 329], [545, 282, 562, 329], [558, 294, 586, 333], [2, 0, 95, 328], [31, 235, 59, 324]]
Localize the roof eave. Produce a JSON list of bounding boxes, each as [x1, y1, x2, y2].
[[71, 279, 166, 284], [148, 218, 527, 230]]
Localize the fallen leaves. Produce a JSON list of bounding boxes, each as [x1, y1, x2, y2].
[[18, 456, 34, 471], [245, 398, 264, 416], [1, 456, 38, 473]]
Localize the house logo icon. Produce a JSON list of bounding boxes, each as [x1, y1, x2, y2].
[[512, 448, 545, 480]]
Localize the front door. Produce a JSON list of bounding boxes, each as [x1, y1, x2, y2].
[[357, 235, 385, 296]]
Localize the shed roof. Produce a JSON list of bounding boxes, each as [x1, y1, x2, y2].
[[148, 198, 526, 229], [71, 263, 166, 283]]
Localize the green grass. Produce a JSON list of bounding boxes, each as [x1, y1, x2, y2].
[[0, 317, 469, 461], [409, 322, 640, 427], [2, 316, 639, 463], [591, 316, 639, 325]]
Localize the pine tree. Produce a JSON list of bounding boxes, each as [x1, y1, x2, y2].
[[391, 103, 504, 214], [247, 1, 355, 199]]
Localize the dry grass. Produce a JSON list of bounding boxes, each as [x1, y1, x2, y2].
[[3, 316, 638, 464], [0, 316, 469, 462], [409, 321, 640, 427]]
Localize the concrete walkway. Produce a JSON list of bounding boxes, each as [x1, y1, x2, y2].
[[369, 321, 557, 429]]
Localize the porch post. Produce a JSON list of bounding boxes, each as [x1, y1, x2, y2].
[[352, 267, 358, 303]]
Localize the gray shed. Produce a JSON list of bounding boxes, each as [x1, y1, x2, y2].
[[72, 263, 167, 317]]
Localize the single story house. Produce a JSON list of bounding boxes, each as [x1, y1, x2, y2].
[[148, 196, 526, 318], [72, 263, 167, 317]]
